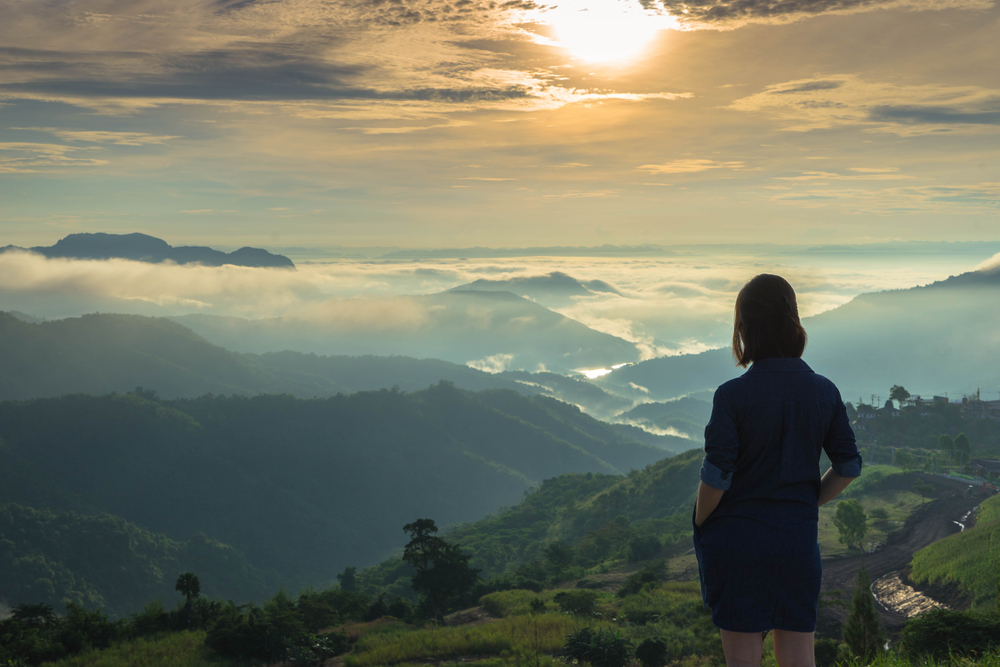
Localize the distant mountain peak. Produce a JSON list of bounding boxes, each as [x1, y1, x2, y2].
[[4, 232, 295, 269], [449, 271, 622, 303]]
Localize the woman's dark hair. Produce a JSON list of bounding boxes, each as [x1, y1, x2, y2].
[[732, 274, 807, 367]]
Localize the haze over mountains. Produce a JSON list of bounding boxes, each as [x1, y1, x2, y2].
[[171, 290, 641, 374], [601, 261, 1000, 403]]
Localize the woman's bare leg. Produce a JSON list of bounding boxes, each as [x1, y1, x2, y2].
[[772, 629, 815, 667], [720, 630, 764, 667]]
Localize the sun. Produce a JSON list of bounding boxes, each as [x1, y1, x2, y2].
[[542, 1, 671, 63]]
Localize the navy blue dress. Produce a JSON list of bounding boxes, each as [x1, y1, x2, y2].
[[693, 357, 862, 633]]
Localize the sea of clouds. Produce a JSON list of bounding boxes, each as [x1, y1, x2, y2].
[[0, 248, 988, 361]]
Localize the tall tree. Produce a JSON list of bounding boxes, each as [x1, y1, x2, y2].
[[402, 519, 480, 619], [953, 433, 972, 470], [842, 565, 886, 661], [938, 434, 954, 458], [913, 480, 935, 505], [175, 572, 201, 628], [889, 385, 911, 405], [833, 499, 868, 551], [336, 567, 357, 592]]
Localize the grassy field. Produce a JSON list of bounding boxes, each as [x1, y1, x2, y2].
[[817, 467, 923, 557], [909, 495, 1000, 610], [40, 631, 228, 667], [340, 581, 721, 667]]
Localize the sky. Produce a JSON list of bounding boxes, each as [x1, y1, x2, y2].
[[2, 0, 1000, 249]]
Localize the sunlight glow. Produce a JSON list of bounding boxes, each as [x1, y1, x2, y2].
[[542, 2, 672, 63], [580, 367, 613, 379]]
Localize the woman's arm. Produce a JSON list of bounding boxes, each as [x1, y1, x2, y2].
[[695, 481, 725, 527], [818, 468, 857, 507]]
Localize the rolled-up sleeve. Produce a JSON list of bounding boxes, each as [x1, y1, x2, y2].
[[702, 385, 739, 490], [824, 390, 862, 478]]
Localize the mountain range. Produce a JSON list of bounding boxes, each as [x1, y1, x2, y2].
[[602, 263, 1000, 403], [171, 289, 641, 373], [1, 233, 294, 269], [0, 384, 672, 604]]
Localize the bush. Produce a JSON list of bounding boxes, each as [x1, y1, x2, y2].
[[899, 609, 1000, 659], [560, 627, 632, 667], [617, 567, 662, 598], [553, 590, 599, 616], [627, 535, 662, 562], [815, 638, 844, 667], [635, 637, 668, 667]]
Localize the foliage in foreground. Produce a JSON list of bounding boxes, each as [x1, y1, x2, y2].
[[36, 631, 222, 667]]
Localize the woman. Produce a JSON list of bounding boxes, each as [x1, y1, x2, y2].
[[693, 274, 862, 667]]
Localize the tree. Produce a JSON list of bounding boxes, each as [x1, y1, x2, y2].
[[842, 565, 886, 661], [938, 434, 954, 460], [913, 480, 935, 505], [893, 449, 915, 471], [953, 433, 972, 470], [175, 572, 201, 604], [889, 385, 911, 405], [175, 572, 201, 628], [402, 519, 480, 619], [336, 567, 357, 592], [544, 540, 576, 575], [833, 500, 868, 551]]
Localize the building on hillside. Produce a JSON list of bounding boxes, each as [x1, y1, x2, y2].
[[971, 458, 1000, 478], [856, 404, 878, 420], [911, 395, 949, 417], [963, 392, 1000, 421], [879, 399, 900, 418]]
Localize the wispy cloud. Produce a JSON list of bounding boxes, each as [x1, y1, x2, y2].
[[637, 159, 744, 175], [730, 75, 1000, 135], [13, 128, 182, 145], [0, 142, 107, 173]]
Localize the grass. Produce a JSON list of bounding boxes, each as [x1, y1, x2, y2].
[[345, 581, 720, 667], [40, 631, 229, 667], [836, 648, 1000, 667], [980, 494, 1000, 524], [341, 613, 603, 667], [908, 495, 1000, 610], [819, 487, 924, 557]]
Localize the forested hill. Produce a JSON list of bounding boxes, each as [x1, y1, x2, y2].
[[0, 311, 666, 424], [356, 448, 705, 597], [0, 385, 669, 607], [0, 504, 276, 618]]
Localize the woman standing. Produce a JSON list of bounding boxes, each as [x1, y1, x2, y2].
[[693, 274, 862, 667]]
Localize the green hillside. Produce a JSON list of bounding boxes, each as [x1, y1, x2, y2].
[[0, 385, 668, 609], [0, 505, 274, 619], [908, 494, 1000, 610], [0, 311, 639, 419]]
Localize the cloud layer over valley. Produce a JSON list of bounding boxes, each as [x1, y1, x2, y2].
[[3, 243, 995, 372]]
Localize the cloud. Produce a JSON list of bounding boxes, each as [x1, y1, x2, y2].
[[467, 353, 515, 373], [645, 0, 990, 29], [0, 250, 987, 358], [13, 128, 182, 145], [766, 182, 1000, 214], [868, 105, 1000, 126], [0, 142, 108, 173], [637, 159, 744, 174], [730, 75, 1000, 135], [0, 2, 688, 121]]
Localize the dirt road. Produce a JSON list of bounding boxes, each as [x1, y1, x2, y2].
[[817, 475, 982, 634]]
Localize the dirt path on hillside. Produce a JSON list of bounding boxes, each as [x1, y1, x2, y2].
[[818, 475, 982, 634]]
